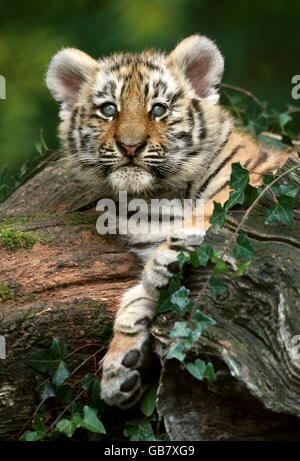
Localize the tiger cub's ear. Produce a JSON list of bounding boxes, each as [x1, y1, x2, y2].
[[169, 35, 224, 104], [46, 48, 99, 115]]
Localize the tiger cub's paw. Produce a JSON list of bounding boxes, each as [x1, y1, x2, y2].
[[101, 332, 158, 409], [143, 228, 205, 295]]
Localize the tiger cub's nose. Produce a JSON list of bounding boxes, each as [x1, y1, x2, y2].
[[116, 141, 147, 157]]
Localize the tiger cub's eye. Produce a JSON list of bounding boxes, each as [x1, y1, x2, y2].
[[150, 103, 167, 119], [100, 103, 118, 118]]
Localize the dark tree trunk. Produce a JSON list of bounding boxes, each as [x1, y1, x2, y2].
[[0, 155, 299, 440]]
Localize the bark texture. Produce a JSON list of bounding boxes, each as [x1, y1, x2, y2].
[[0, 155, 300, 440]]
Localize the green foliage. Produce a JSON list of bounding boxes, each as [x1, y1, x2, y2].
[[123, 421, 157, 441], [140, 383, 159, 418], [160, 157, 299, 388], [210, 202, 227, 228], [209, 276, 228, 296], [233, 234, 255, 260], [265, 194, 295, 226], [0, 284, 14, 302], [230, 162, 250, 192], [0, 131, 60, 204], [0, 225, 51, 250], [186, 359, 216, 382], [223, 93, 299, 150], [27, 338, 69, 378], [22, 338, 108, 441], [22, 338, 168, 441]]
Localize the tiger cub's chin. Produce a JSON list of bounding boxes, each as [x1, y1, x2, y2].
[[109, 167, 154, 195]]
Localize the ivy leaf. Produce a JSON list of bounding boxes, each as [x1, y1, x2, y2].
[[155, 290, 173, 315], [213, 258, 229, 275], [210, 201, 226, 228], [270, 184, 298, 198], [189, 250, 199, 267], [55, 418, 77, 438], [140, 382, 158, 417], [169, 321, 191, 338], [244, 184, 259, 207], [177, 252, 189, 270], [262, 173, 276, 185], [233, 234, 255, 260], [225, 190, 245, 210], [52, 360, 70, 386], [124, 421, 156, 441], [265, 195, 294, 226], [40, 382, 56, 400], [193, 309, 216, 333], [156, 277, 184, 315], [170, 286, 190, 316], [278, 112, 292, 131], [55, 384, 73, 405], [186, 359, 206, 380], [49, 338, 67, 359], [81, 374, 103, 408], [21, 413, 54, 440], [27, 338, 67, 375], [167, 343, 186, 362], [231, 261, 251, 277], [81, 406, 106, 434], [82, 374, 95, 392], [204, 362, 217, 382], [31, 414, 46, 438], [182, 328, 202, 350], [27, 350, 59, 375], [230, 162, 250, 192], [209, 276, 228, 296], [196, 245, 214, 267]]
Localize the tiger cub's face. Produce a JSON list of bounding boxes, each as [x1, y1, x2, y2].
[[47, 35, 231, 195]]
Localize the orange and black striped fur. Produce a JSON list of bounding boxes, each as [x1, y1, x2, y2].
[[46, 35, 290, 408]]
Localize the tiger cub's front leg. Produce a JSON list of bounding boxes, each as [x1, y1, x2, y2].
[[101, 229, 205, 408], [101, 283, 159, 408]]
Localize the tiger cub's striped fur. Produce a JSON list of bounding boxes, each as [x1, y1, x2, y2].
[[46, 35, 290, 408]]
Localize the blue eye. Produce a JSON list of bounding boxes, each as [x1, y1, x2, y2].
[[101, 103, 117, 118], [150, 103, 167, 119]]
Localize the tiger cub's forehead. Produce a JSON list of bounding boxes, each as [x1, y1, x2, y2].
[[91, 52, 179, 107]]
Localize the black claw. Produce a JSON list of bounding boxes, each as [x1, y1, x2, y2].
[[122, 387, 141, 406], [137, 338, 161, 384], [169, 244, 186, 252], [122, 349, 140, 368], [120, 374, 139, 392], [156, 283, 169, 291], [167, 261, 180, 274]]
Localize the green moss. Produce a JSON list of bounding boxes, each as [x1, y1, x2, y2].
[[63, 212, 100, 236], [0, 284, 14, 302], [0, 225, 52, 250], [64, 212, 97, 227], [0, 214, 58, 226]]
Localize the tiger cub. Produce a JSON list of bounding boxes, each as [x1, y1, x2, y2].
[[46, 35, 290, 408]]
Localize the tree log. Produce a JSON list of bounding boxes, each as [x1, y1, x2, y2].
[[0, 155, 300, 440]]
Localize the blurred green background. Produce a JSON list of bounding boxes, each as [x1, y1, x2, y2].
[[0, 0, 299, 175]]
